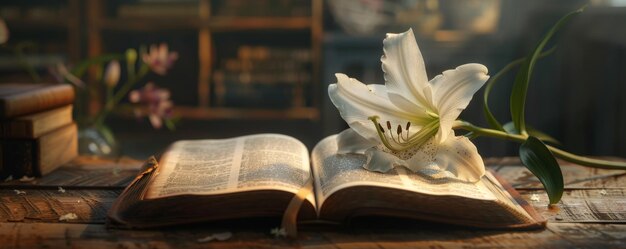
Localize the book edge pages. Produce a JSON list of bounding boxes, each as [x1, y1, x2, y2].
[[108, 156, 318, 229], [488, 169, 547, 228], [36, 123, 78, 176], [0, 105, 73, 138], [107, 157, 159, 228]]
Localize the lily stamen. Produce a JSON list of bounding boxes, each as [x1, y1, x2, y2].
[[369, 116, 440, 152], [405, 122, 411, 141]]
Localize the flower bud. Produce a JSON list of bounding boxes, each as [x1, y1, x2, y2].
[[0, 19, 9, 45], [129, 90, 140, 103], [104, 60, 120, 87], [126, 48, 137, 65]]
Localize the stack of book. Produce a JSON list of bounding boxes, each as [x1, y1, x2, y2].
[[0, 83, 77, 179]]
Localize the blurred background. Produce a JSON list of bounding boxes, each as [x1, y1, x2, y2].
[[1, 0, 625, 159]]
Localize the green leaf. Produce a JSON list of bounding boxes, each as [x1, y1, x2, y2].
[[483, 47, 557, 132], [519, 136, 564, 205], [503, 121, 561, 145], [510, 7, 583, 134]]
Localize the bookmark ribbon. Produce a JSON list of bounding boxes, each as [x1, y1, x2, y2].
[[280, 175, 314, 238]]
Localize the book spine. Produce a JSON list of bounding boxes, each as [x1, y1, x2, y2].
[[0, 105, 73, 138], [2, 139, 36, 178], [0, 84, 74, 119], [1, 123, 77, 177], [0, 120, 32, 138]]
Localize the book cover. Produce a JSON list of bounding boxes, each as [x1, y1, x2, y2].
[[2, 123, 78, 177], [0, 83, 74, 119], [0, 105, 73, 138]]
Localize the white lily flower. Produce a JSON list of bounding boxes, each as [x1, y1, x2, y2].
[[328, 29, 489, 182]]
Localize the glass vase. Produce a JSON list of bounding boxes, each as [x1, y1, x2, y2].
[[77, 124, 118, 157]]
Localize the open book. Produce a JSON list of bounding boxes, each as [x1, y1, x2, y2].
[[108, 134, 545, 229]]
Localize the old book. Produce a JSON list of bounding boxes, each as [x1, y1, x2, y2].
[[0, 105, 73, 138], [108, 134, 546, 229], [0, 83, 74, 119], [2, 123, 77, 177]]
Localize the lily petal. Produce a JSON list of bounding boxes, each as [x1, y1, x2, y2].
[[432, 135, 485, 182], [329, 73, 421, 141], [363, 147, 403, 172], [382, 29, 432, 111], [401, 132, 484, 182], [429, 63, 489, 142], [336, 128, 377, 154]]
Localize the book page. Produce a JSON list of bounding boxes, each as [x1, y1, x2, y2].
[[311, 135, 496, 208], [146, 134, 312, 201]]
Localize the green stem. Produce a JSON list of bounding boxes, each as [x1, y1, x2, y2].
[[453, 121, 626, 170], [70, 54, 124, 78], [93, 64, 149, 127], [106, 85, 113, 104]]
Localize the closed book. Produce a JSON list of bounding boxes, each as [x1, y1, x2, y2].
[[0, 83, 74, 119], [0, 105, 73, 138], [2, 123, 78, 177]]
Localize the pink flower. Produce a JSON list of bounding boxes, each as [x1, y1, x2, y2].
[[142, 43, 178, 75], [129, 83, 173, 129]]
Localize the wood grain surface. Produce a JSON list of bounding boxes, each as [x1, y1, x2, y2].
[[0, 156, 624, 249]]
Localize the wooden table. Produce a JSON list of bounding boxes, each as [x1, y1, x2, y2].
[[1, 156, 625, 248]]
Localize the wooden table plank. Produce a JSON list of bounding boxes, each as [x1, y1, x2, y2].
[[488, 157, 626, 189], [0, 189, 121, 223], [2, 188, 623, 226], [547, 223, 626, 248], [521, 188, 626, 223], [1, 222, 624, 249], [1, 156, 143, 188], [0, 156, 624, 248]]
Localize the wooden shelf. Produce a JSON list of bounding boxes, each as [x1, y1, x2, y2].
[[0, 0, 81, 62], [4, 17, 71, 29], [87, 0, 323, 121], [98, 18, 201, 31], [97, 17, 312, 31], [210, 17, 312, 31], [173, 106, 319, 120]]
